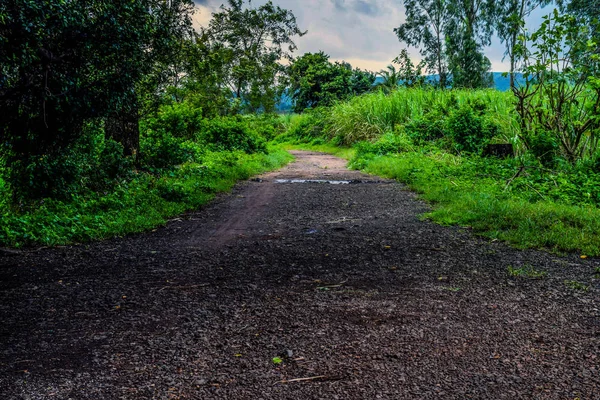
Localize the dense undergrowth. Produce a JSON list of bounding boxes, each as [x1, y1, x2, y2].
[[0, 105, 292, 248], [279, 88, 600, 256]]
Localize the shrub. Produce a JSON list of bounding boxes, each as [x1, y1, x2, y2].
[[405, 114, 446, 144], [349, 131, 414, 169], [242, 114, 285, 141], [278, 109, 328, 143], [143, 102, 204, 140], [140, 130, 199, 170], [199, 117, 267, 154], [527, 130, 559, 168], [8, 124, 134, 201], [445, 103, 498, 154]]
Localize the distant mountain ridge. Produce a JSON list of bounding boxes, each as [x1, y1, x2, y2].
[[372, 72, 524, 91]]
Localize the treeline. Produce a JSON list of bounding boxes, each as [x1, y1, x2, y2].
[[393, 0, 599, 90], [0, 0, 302, 202]]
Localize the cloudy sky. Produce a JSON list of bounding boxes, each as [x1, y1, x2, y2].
[[192, 0, 554, 73]]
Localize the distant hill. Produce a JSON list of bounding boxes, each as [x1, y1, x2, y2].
[[373, 72, 524, 92]]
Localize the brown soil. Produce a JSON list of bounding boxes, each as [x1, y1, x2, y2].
[[1, 150, 599, 399]]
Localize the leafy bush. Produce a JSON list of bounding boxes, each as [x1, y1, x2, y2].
[[199, 117, 267, 154], [145, 102, 204, 140], [140, 130, 200, 170], [445, 103, 498, 154], [405, 114, 446, 144], [241, 114, 285, 141], [349, 131, 414, 169], [527, 130, 559, 168], [8, 124, 134, 201], [277, 109, 328, 143]]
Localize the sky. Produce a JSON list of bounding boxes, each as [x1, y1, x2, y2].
[[192, 0, 555, 73]]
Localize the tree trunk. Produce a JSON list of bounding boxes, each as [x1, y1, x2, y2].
[[105, 106, 140, 158]]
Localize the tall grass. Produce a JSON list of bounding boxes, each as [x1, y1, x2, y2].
[[327, 88, 517, 145]]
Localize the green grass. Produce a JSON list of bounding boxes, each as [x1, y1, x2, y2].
[[0, 147, 292, 247], [327, 88, 516, 145], [283, 142, 355, 160], [564, 280, 591, 292], [507, 264, 547, 279], [274, 87, 600, 257], [359, 152, 600, 256]]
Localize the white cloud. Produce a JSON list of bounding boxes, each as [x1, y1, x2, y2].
[[193, 0, 554, 73]]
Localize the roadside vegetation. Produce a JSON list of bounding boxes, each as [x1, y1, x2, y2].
[[277, 7, 600, 255], [1, 0, 599, 257], [0, 0, 300, 247]]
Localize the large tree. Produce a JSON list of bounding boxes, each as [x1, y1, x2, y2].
[[445, 0, 496, 88], [496, 0, 552, 90], [0, 0, 194, 198], [286, 52, 375, 112], [394, 0, 450, 88], [203, 0, 305, 113]]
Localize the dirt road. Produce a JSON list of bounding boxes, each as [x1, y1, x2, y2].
[[1, 151, 599, 399]]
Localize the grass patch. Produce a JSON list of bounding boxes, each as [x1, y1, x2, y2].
[[507, 264, 547, 279], [358, 152, 600, 256], [0, 147, 292, 248], [283, 142, 355, 160], [564, 280, 591, 292]]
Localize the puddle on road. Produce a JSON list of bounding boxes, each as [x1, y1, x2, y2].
[[275, 179, 351, 184], [274, 179, 391, 184]]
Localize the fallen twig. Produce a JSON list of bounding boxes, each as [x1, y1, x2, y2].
[[274, 375, 331, 385], [504, 165, 525, 191]]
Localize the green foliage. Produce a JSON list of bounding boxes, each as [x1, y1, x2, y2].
[[202, 0, 305, 113], [140, 130, 199, 170], [445, 102, 498, 153], [349, 132, 415, 169], [199, 117, 267, 154], [8, 125, 134, 202], [147, 102, 204, 140], [0, 148, 292, 247], [0, 0, 195, 200], [395, 0, 496, 89], [495, 0, 552, 90], [286, 52, 376, 112], [393, 49, 427, 88], [276, 109, 329, 143], [394, 0, 449, 88], [527, 130, 559, 167], [405, 114, 446, 144], [326, 88, 512, 148], [507, 264, 547, 279], [348, 150, 600, 255], [515, 10, 600, 163]]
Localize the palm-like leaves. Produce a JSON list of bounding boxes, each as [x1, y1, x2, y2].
[[376, 65, 401, 94]]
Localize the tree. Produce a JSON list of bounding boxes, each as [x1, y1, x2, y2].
[[203, 0, 306, 113], [0, 0, 194, 199], [393, 49, 427, 88], [513, 10, 600, 162], [286, 52, 375, 112], [394, 0, 450, 88], [496, 0, 552, 90], [445, 0, 496, 88], [178, 32, 236, 117]]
